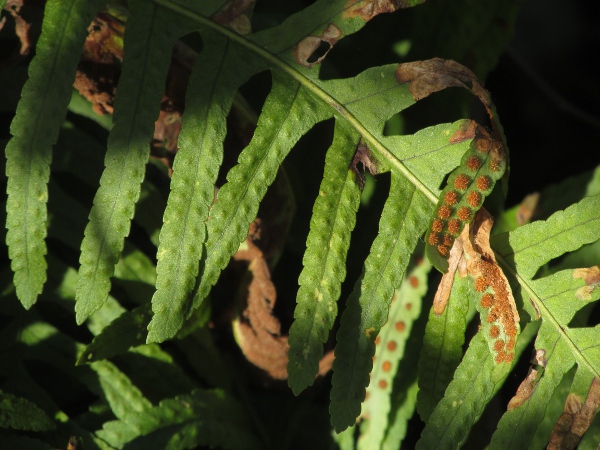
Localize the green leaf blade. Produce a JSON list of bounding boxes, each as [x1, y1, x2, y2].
[[493, 194, 600, 279], [0, 390, 55, 431], [489, 324, 575, 449], [417, 332, 509, 450], [76, 2, 192, 324], [417, 274, 473, 423], [147, 33, 237, 343], [287, 122, 361, 394], [330, 173, 431, 432], [5, 0, 105, 308], [194, 76, 330, 307], [358, 257, 431, 450]]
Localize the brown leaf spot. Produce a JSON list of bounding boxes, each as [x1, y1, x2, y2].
[[453, 174, 471, 191], [395, 321, 406, 332], [409, 275, 419, 288], [531, 349, 547, 368], [481, 293, 494, 309], [405, 303, 412, 311], [457, 206, 471, 222], [382, 361, 392, 372], [212, 0, 255, 34], [387, 341, 397, 351], [466, 156, 482, 171], [378, 379, 388, 389], [449, 120, 478, 144], [574, 266, 600, 300], [444, 190, 459, 206], [467, 191, 482, 208], [437, 205, 452, 219], [294, 23, 342, 67]]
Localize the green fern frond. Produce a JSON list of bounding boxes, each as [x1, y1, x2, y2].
[[146, 32, 236, 343], [5, 0, 105, 309], [330, 174, 431, 432], [485, 195, 600, 447], [97, 389, 262, 450], [358, 257, 431, 449], [194, 75, 330, 326], [75, 1, 195, 324], [287, 122, 362, 394], [417, 274, 475, 423]]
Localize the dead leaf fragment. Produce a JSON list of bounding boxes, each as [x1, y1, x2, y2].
[[548, 378, 600, 450], [1, 0, 44, 56], [342, 0, 422, 21], [432, 231, 466, 315], [212, 0, 255, 35], [574, 266, 600, 300], [351, 142, 378, 189], [396, 58, 492, 116], [294, 23, 342, 67], [233, 256, 289, 380], [507, 367, 541, 410], [516, 192, 540, 225]]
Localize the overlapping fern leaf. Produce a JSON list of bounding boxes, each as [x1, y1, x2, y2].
[[5, 0, 600, 445]]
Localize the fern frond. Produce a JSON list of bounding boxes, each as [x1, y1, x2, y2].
[[484, 195, 600, 447], [287, 122, 361, 394], [97, 389, 262, 450], [493, 194, 600, 281], [330, 173, 431, 432], [146, 32, 238, 343], [5, 0, 105, 309], [194, 75, 330, 311], [75, 1, 195, 324], [358, 257, 431, 449], [417, 274, 474, 423], [416, 331, 506, 449]]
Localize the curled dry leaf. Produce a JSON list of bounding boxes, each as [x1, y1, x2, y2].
[[548, 378, 600, 450], [573, 266, 600, 300], [294, 23, 343, 67], [231, 184, 332, 380]]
